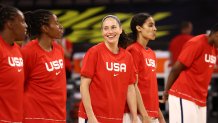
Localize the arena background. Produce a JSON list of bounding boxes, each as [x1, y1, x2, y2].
[[1, 0, 218, 122]]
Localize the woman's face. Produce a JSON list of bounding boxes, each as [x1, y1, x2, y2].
[[138, 17, 157, 41], [102, 17, 122, 45], [45, 14, 63, 39], [11, 10, 27, 41]]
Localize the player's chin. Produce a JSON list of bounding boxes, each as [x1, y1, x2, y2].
[[56, 33, 63, 39], [150, 37, 156, 40], [16, 34, 26, 41]]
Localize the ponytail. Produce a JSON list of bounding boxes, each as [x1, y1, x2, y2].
[[118, 30, 132, 49]]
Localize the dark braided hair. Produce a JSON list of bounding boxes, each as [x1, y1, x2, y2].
[[24, 9, 53, 39], [101, 15, 131, 49], [128, 13, 151, 45], [0, 4, 19, 31]]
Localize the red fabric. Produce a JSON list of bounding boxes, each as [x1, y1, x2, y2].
[[169, 34, 217, 106], [169, 34, 193, 65], [64, 39, 73, 72], [78, 42, 136, 123], [0, 36, 24, 123], [126, 42, 159, 118], [21, 40, 66, 123]]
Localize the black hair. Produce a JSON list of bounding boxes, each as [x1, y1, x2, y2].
[[101, 15, 131, 49], [24, 9, 53, 39], [118, 30, 131, 49], [0, 4, 19, 31], [128, 13, 151, 44], [210, 23, 218, 35]]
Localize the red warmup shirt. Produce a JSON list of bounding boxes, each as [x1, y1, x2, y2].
[[126, 42, 159, 118], [78, 42, 136, 123], [0, 36, 24, 123], [169, 34, 193, 65], [169, 34, 217, 106], [62, 38, 73, 72], [21, 40, 66, 123]]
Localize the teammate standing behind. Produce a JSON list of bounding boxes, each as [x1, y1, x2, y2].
[[124, 13, 165, 123], [78, 15, 137, 123], [21, 9, 66, 123], [162, 23, 218, 123], [168, 21, 193, 66], [0, 4, 27, 123]]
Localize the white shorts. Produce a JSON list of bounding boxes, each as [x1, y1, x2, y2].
[[169, 95, 206, 123], [78, 117, 88, 123], [123, 113, 159, 123]]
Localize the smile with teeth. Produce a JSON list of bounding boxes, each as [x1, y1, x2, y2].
[[107, 35, 116, 38]]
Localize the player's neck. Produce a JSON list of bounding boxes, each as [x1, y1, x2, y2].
[[0, 31, 15, 46], [104, 42, 119, 54], [38, 36, 53, 52], [137, 37, 149, 48]]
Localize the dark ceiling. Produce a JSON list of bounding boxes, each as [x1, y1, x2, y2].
[[0, 0, 194, 8]]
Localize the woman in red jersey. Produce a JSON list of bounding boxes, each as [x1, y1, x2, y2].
[[124, 13, 165, 123], [78, 15, 137, 123], [0, 4, 27, 123], [162, 24, 218, 123], [168, 21, 193, 66], [21, 9, 66, 123]]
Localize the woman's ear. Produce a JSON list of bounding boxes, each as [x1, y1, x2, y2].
[[5, 21, 13, 30], [41, 25, 49, 33], [136, 25, 141, 32]]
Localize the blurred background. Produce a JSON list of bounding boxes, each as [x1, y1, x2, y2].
[[1, 0, 218, 122]]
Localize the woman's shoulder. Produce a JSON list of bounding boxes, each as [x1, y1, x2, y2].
[[126, 42, 141, 52], [23, 40, 38, 47], [21, 40, 38, 52], [120, 48, 133, 58], [87, 42, 104, 53]]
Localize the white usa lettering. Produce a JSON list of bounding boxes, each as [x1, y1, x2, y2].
[[8, 57, 23, 67], [145, 58, 156, 68], [205, 54, 216, 64], [45, 59, 64, 72], [106, 62, 126, 72]]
